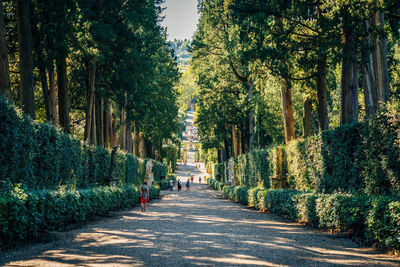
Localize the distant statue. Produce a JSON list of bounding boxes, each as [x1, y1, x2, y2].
[[145, 160, 154, 186], [228, 157, 235, 186]]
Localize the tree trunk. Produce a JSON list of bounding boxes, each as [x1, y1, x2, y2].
[[91, 95, 97, 145], [57, 56, 70, 133], [232, 125, 239, 158], [133, 121, 139, 156], [111, 107, 117, 147], [120, 107, 126, 150], [341, 11, 359, 125], [224, 138, 230, 160], [17, 0, 34, 118], [48, 66, 58, 125], [139, 133, 146, 158], [84, 61, 96, 142], [362, 19, 377, 116], [303, 97, 312, 137], [316, 56, 329, 130], [248, 80, 254, 151], [126, 120, 133, 153], [372, 10, 390, 107], [104, 99, 110, 148], [95, 94, 101, 145], [39, 63, 50, 121], [0, 0, 10, 97], [99, 97, 105, 147], [280, 78, 295, 142]]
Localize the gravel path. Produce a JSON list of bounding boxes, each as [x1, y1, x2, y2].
[[1, 161, 399, 266]]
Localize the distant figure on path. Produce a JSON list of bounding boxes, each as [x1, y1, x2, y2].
[[199, 176, 201, 184], [170, 179, 174, 191], [140, 182, 149, 212], [191, 176, 194, 183], [178, 179, 182, 191], [186, 179, 190, 191]]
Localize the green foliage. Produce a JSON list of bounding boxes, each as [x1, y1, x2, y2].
[[215, 181, 400, 250], [0, 97, 167, 189], [170, 39, 191, 66], [222, 186, 249, 205], [163, 144, 178, 172], [158, 179, 170, 190], [293, 193, 319, 226], [363, 103, 400, 195], [316, 193, 368, 232], [366, 196, 400, 249], [207, 178, 225, 191], [248, 187, 265, 208], [152, 160, 168, 181], [0, 182, 160, 249], [235, 150, 271, 188], [262, 190, 300, 220], [274, 104, 400, 194]]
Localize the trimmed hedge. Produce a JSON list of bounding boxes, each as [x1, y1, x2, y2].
[[213, 103, 400, 195], [236, 150, 270, 188], [0, 97, 167, 189], [0, 183, 160, 249], [207, 178, 226, 191], [207, 180, 400, 251]]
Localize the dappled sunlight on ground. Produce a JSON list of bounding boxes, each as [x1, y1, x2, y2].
[[2, 163, 400, 266]]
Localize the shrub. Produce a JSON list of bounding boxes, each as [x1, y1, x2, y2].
[[366, 196, 400, 249], [222, 185, 249, 205], [0, 96, 167, 189], [0, 183, 157, 249], [248, 187, 265, 208], [363, 103, 400, 195], [263, 189, 299, 220], [235, 150, 270, 188], [316, 193, 367, 233], [293, 193, 319, 226], [159, 179, 170, 190]]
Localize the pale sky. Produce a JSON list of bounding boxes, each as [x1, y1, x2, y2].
[[161, 0, 199, 41]]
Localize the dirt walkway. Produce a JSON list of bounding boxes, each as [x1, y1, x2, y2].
[[1, 162, 399, 266]]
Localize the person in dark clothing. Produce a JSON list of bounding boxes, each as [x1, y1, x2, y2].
[[186, 179, 190, 191], [178, 179, 182, 191]]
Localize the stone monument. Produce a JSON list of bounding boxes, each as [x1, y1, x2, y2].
[[228, 157, 235, 186], [145, 160, 154, 186]]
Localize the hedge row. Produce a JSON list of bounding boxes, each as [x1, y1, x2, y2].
[[207, 178, 400, 250], [213, 150, 271, 188], [0, 182, 160, 249], [212, 103, 400, 195], [0, 97, 167, 189]]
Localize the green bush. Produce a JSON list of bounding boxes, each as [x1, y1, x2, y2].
[[159, 179, 170, 190], [366, 196, 400, 249], [248, 187, 265, 208], [263, 189, 299, 220], [0, 97, 167, 189], [235, 150, 270, 188], [293, 193, 319, 226], [362, 103, 400, 195], [207, 178, 223, 190], [0, 182, 159, 249], [316, 193, 367, 233], [222, 185, 249, 205]]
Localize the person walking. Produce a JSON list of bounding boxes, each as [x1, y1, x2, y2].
[[178, 179, 182, 191], [140, 182, 149, 212], [199, 176, 201, 184], [170, 179, 174, 191], [186, 179, 190, 191]]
